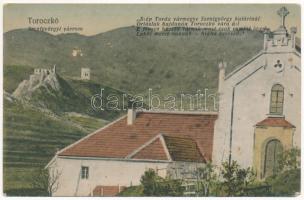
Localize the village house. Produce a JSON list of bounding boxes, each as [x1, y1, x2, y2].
[[47, 110, 217, 196], [47, 7, 301, 196]]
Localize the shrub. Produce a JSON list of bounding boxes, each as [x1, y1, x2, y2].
[[140, 169, 184, 196], [118, 185, 144, 196], [265, 147, 301, 196], [220, 160, 255, 196], [193, 162, 219, 196], [266, 168, 300, 196], [277, 147, 300, 171]]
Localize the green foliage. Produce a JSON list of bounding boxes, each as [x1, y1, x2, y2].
[[140, 169, 184, 196], [118, 185, 144, 196], [30, 167, 61, 196], [265, 148, 301, 196], [220, 160, 255, 196], [119, 156, 300, 197], [243, 182, 272, 196], [30, 169, 51, 196], [4, 188, 48, 196], [266, 169, 300, 196], [277, 147, 300, 171], [193, 162, 218, 196]]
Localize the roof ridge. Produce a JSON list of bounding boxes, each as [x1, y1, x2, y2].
[[162, 134, 193, 140], [136, 110, 218, 115], [125, 134, 171, 161]]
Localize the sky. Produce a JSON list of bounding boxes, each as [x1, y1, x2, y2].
[[3, 4, 301, 36]]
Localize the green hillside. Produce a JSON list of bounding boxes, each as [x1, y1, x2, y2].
[[3, 98, 88, 195], [4, 65, 128, 120], [4, 27, 264, 97]]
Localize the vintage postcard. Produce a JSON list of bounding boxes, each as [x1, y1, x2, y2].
[[2, 3, 301, 197]]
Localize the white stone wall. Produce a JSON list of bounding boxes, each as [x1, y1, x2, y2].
[[50, 157, 169, 196], [213, 50, 301, 168]]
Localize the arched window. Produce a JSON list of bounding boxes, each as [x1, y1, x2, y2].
[[270, 84, 284, 115], [263, 139, 283, 178]]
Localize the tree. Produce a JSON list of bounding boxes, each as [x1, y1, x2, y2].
[[31, 167, 61, 196], [140, 169, 160, 196], [220, 160, 255, 196]]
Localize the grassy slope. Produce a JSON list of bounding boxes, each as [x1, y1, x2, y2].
[[3, 99, 86, 192]]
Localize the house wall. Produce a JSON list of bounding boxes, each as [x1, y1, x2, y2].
[[213, 51, 301, 168], [51, 157, 169, 196]]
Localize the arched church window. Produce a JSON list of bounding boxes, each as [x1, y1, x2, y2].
[[270, 84, 284, 115], [263, 139, 283, 178]]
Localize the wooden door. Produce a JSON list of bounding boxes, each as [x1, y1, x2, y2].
[[264, 139, 283, 178]]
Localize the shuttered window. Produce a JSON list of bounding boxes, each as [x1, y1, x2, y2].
[[270, 84, 284, 115]]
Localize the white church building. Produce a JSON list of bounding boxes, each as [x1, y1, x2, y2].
[[46, 7, 300, 196], [213, 6, 300, 179]]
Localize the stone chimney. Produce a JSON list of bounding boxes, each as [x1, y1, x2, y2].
[[127, 109, 136, 125], [218, 61, 227, 94], [290, 27, 297, 49]]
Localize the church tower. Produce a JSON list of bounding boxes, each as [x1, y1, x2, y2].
[[263, 6, 297, 52]]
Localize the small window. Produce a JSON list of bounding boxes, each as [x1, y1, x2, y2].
[[81, 166, 89, 179], [270, 84, 284, 115]]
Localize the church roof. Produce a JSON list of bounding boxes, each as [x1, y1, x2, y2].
[[58, 111, 217, 162], [255, 117, 295, 128]]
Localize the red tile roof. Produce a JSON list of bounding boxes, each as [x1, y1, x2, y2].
[[130, 134, 206, 162], [58, 111, 217, 161], [92, 185, 126, 196], [256, 117, 295, 128], [132, 136, 168, 160]]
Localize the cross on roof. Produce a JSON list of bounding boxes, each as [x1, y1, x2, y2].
[[277, 7, 289, 27]]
